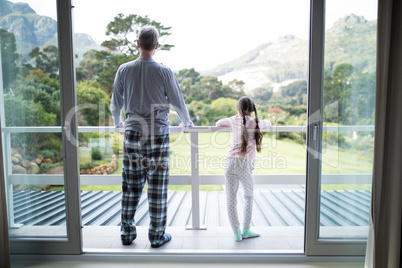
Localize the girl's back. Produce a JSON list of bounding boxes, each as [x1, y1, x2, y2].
[[216, 115, 271, 162]]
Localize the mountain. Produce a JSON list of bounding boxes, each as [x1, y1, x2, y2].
[[205, 14, 376, 90], [0, 0, 101, 65]]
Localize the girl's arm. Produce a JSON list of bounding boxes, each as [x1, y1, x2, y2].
[[216, 117, 232, 127], [258, 119, 272, 129]]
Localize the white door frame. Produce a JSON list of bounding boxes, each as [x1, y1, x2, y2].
[[8, 0, 82, 254], [304, 0, 369, 255]]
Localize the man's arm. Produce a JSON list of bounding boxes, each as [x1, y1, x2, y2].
[[110, 68, 124, 128], [165, 70, 193, 127]]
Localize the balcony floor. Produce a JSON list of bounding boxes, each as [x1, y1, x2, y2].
[[10, 188, 370, 252], [82, 226, 304, 253], [12, 188, 371, 228]]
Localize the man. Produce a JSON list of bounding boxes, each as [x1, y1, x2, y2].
[[111, 25, 193, 248]]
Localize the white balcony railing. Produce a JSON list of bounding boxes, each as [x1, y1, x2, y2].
[[2, 125, 374, 229]]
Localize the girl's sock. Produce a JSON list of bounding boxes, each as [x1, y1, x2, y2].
[[233, 230, 243, 242], [242, 228, 260, 239]]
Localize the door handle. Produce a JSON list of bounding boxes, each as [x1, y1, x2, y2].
[[63, 121, 71, 159], [313, 123, 320, 159]]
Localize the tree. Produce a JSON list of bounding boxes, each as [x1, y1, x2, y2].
[[281, 80, 307, 98], [96, 14, 173, 94], [252, 85, 274, 104], [323, 64, 354, 124], [28, 45, 59, 77], [0, 29, 18, 90], [76, 80, 111, 126], [227, 79, 246, 99], [190, 76, 232, 100], [208, 97, 238, 119], [350, 72, 376, 125], [201, 98, 238, 125], [176, 68, 200, 98], [176, 68, 200, 84], [13, 72, 61, 125], [79, 49, 104, 80]]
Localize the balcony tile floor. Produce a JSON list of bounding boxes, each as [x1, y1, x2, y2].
[[83, 226, 304, 252]]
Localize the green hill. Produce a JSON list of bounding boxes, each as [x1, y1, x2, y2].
[[204, 14, 376, 89]]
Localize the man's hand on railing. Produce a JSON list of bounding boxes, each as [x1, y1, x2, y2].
[[115, 122, 124, 129], [179, 123, 192, 133]]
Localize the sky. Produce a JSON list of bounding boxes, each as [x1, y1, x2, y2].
[[10, 0, 377, 72]]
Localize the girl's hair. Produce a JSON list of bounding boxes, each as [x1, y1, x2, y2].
[[237, 96, 263, 154]]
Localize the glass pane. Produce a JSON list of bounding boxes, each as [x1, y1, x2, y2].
[[319, 0, 377, 239], [1, 0, 67, 238], [73, 0, 309, 251]]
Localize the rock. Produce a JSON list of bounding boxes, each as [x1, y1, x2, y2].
[[35, 155, 44, 165], [12, 156, 20, 164], [46, 165, 64, 174], [13, 153, 23, 160], [13, 185, 27, 191], [21, 159, 31, 168], [43, 158, 52, 164], [41, 185, 51, 191], [28, 162, 40, 174], [13, 165, 27, 174]]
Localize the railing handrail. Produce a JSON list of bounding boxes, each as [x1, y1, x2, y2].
[[2, 124, 374, 229], [1, 125, 375, 133]]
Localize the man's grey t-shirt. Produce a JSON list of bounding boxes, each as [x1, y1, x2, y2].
[[111, 57, 193, 135]]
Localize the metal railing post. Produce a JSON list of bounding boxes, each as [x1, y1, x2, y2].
[[186, 131, 206, 230]]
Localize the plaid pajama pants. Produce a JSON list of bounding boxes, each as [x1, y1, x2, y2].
[[120, 130, 170, 246]]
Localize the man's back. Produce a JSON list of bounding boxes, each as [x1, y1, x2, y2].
[[111, 57, 192, 135]]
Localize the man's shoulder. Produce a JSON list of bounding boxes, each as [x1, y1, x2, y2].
[[153, 61, 173, 73], [118, 59, 137, 71], [118, 59, 174, 78]]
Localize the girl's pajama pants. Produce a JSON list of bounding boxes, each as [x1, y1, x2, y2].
[[224, 157, 254, 233]]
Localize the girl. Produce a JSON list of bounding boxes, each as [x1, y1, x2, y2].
[[216, 96, 271, 242]]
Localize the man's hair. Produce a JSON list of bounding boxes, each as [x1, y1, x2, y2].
[[138, 26, 159, 51]]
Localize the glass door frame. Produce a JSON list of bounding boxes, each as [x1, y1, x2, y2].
[[7, 0, 82, 254], [1, 0, 371, 257], [305, 0, 369, 255]]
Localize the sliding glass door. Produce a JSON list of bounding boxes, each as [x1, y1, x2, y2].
[[305, 0, 377, 255], [0, 0, 81, 254], [0, 0, 378, 256]]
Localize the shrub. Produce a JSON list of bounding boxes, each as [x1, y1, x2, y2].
[[352, 135, 374, 152], [91, 146, 103, 160], [38, 149, 57, 159], [41, 162, 61, 173], [42, 137, 62, 152], [112, 133, 122, 155], [322, 131, 346, 147], [80, 163, 95, 169], [79, 147, 92, 168]]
